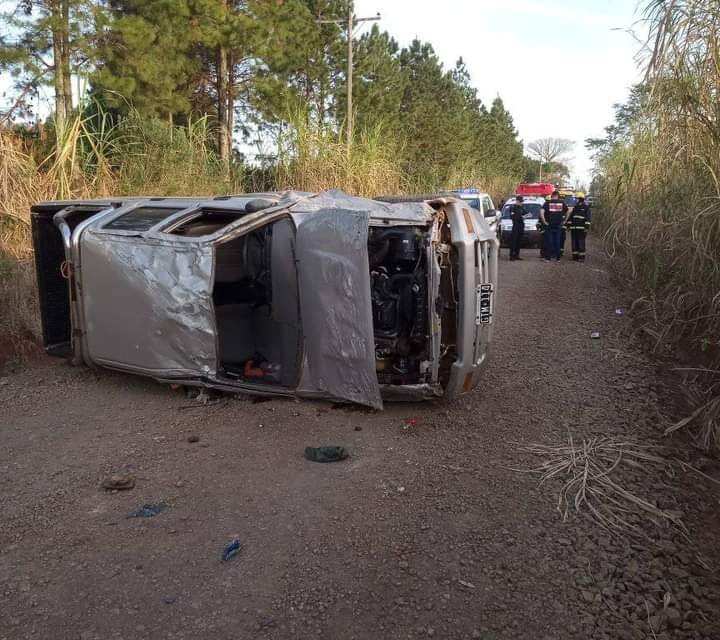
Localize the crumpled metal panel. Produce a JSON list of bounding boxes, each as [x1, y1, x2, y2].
[[290, 191, 383, 409], [371, 201, 435, 224], [79, 231, 216, 376]]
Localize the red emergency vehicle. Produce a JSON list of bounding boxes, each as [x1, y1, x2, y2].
[[515, 182, 555, 198]]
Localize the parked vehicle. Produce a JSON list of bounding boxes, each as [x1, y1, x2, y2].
[[31, 191, 498, 409], [451, 188, 501, 232], [498, 197, 545, 248]]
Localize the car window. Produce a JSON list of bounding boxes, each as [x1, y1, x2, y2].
[[104, 206, 183, 231], [164, 209, 245, 237], [482, 196, 494, 214], [501, 204, 541, 219], [461, 197, 481, 211]]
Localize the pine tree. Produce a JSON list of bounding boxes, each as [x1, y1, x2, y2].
[[0, 0, 95, 128], [334, 25, 406, 133], [91, 0, 203, 121]]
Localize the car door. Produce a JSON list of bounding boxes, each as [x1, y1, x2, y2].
[[290, 195, 383, 409], [482, 195, 499, 233]]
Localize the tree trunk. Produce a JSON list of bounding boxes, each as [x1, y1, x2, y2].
[[226, 52, 234, 167], [60, 0, 73, 118], [216, 0, 231, 174], [50, 0, 67, 130], [217, 44, 230, 172]]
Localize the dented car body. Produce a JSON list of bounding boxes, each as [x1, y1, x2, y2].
[[31, 191, 498, 409]]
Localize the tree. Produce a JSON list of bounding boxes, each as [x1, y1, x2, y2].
[[523, 158, 569, 183], [484, 96, 525, 177], [397, 40, 464, 185], [91, 0, 204, 121], [336, 24, 406, 133], [527, 137, 574, 180], [0, 0, 94, 128]]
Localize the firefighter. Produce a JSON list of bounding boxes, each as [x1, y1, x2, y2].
[[509, 195, 526, 260], [568, 195, 591, 261], [540, 190, 568, 261]]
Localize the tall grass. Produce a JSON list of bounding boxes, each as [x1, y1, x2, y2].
[[596, 0, 720, 450], [274, 114, 405, 197]]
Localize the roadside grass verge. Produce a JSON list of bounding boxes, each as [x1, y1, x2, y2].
[[594, 0, 720, 453]]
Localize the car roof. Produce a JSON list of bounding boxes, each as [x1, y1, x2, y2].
[[32, 190, 439, 227]]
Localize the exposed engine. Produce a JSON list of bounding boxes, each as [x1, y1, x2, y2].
[[369, 226, 429, 385]]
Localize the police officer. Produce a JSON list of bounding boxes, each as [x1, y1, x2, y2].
[[509, 196, 526, 260], [537, 219, 546, 258], [568, 195, 591, 261], [540, 190, 569, 261]]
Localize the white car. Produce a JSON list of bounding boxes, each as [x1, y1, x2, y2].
[[498, 196, 546, 248], [451, 189, 501, 232]]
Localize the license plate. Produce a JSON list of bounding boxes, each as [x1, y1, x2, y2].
[[476, 284, 493, 324]]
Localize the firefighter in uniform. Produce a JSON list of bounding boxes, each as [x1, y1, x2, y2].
[[509, 196, 527, 260], [568, 195, 591, 261], [540, 190, 568, 261]]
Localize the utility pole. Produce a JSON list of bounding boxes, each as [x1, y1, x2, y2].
[[319, 3, 380, 157]]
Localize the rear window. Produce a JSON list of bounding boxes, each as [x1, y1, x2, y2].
[[104, 207, 182, 231], [502, 204, 541, 219]]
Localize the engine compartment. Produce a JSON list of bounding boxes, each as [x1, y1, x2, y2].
[[369, 226, 431, 386]]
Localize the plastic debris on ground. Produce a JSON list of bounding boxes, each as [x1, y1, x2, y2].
[[100, 474, 136, 491], [303, 446, 349, 463], [403, 418, 418, 430], [127, 503, 166, 518], [615, 308, 624, 316], [222, 539, 241, 562], [590, 332, 601, 339]]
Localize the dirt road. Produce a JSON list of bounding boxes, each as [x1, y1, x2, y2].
[[2, 242, 719, 640]]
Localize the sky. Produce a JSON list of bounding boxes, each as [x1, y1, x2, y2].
[[355, 0, 647, 185]]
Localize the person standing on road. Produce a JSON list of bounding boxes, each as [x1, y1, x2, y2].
[[568, 195, 591, 261], [540, 190, 569, 261], [509, 196, 527, 260]]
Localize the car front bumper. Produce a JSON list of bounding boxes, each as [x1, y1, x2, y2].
[[500, 229, 542, 248]]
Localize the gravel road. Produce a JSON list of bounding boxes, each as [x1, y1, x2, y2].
[[1, 241, 719, 640]]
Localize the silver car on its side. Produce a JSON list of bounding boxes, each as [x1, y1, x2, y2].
[[31, 190, 498, 409]]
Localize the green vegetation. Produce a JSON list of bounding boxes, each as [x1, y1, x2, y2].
[[1, 0, 527, 192], [590, 0, 720, 450]]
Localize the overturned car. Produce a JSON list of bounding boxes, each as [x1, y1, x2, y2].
[[31, 191, 498, 409]]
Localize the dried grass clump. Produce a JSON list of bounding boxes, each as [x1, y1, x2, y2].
[[517, 434, 685, 535], [665, 385, 720, 453]]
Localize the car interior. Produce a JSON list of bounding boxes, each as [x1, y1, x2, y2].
[[211, 218, 301, 388]]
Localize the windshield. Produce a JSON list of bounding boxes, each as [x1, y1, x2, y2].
[[459, 196, 481, 210], [502, 204, 541, 219]]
